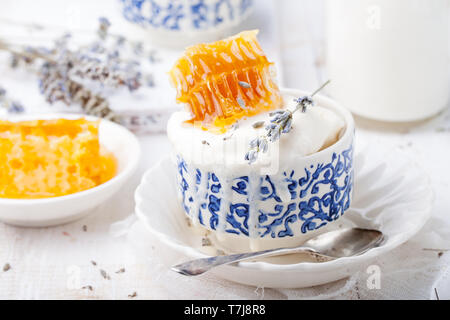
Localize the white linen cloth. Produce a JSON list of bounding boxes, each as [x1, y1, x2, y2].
[[111, 213, 450, 300]]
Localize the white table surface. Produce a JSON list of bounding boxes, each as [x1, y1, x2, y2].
[[0, 0, 449, 300]]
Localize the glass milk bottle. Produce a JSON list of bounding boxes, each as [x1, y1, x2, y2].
[[326, 0, 449, 121]]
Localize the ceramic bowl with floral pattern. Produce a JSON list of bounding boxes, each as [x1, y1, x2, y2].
[[119, 0, 254, 47], [167, 89, 355, 253]]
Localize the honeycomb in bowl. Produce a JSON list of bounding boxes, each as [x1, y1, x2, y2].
[[0, 119, 117, 199], [169, 30, 283, 133]]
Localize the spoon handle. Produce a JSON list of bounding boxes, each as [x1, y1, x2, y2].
[[171, 246, 319, 276]]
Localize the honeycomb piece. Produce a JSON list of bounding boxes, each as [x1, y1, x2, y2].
[[169, 30, 283, 133], [0, 119, 116, 199]]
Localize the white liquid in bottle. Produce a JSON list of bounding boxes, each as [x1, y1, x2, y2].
[[326, 0, 449, 122]]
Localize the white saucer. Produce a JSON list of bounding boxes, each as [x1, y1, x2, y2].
[[135, 149, 433, 288], [0, 113, 141, 227]]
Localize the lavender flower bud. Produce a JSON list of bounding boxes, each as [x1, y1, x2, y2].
[[294, 96, 314, 113], [237, 97, 247, 110], [250, 138, 259, 149], [8, 101, 24, 113], [282, 117, 292, 133], [245, 149, 258, 164], [259, 138, 268, 153], [270, 115, 282, 123], [238, 81, 251, 89], [269, 128, 281, 142]]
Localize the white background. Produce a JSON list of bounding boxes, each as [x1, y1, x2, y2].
[[0, 0, 449, 299]]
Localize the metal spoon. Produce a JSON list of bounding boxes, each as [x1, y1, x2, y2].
[[171, 228, 384, 276]]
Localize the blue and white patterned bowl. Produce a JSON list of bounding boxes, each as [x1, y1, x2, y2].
[[118, 0, 254, 47], [134, 143, 432, 288], [171, 89, 355, 252]]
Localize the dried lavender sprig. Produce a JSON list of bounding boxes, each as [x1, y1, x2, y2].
[[0, 37, 142, 92], [0, 16, 159, 81], [59, 21, 143, 92], [1, 17, 149, 91], [0, 18, 152, 123], [38, 62, 119, 122], [237, 97, 247, 110], [245, 80, 331, 164], [293, 79, 330, 113]]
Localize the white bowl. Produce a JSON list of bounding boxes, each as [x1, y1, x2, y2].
[[0, 113, 141, 227]]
